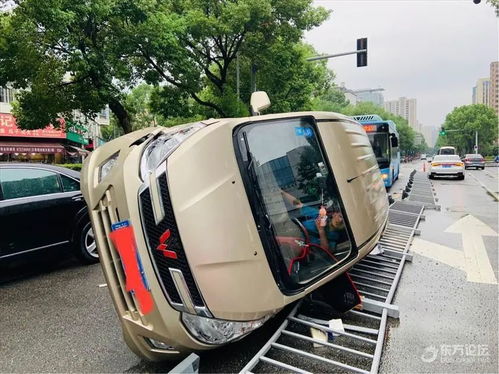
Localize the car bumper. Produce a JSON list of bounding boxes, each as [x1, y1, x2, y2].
[[464, 163, 485, 168], [429, 166, 464, 175]]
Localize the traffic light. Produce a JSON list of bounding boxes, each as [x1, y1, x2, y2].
[[439, 127, 446, 136], [357, 38, 367, 67]]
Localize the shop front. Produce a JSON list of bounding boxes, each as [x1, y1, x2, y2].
[[0, 113, 87, 163]]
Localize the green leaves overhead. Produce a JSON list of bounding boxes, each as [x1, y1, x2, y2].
[[0, 0, 330, 132]]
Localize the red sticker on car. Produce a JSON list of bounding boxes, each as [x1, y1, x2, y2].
[[109, 222, 154, 315]]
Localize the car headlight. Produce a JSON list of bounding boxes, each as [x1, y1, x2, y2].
[[99, 151, 120, 182], [181, 313, 269, 345], [140, 123, 205, 180]]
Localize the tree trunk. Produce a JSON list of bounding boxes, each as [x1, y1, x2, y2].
[[109, 98, 132, 134]]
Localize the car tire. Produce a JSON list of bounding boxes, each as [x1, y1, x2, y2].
[[458, 174, 465, 180], [429, 174, 434, 179], [75, 221, 99, 264], [481, 167, 485, 170]]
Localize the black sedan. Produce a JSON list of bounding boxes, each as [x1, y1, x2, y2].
[[0, 163, 97, 264]]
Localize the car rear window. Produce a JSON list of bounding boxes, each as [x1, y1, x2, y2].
[[0, 168, 62, 199]]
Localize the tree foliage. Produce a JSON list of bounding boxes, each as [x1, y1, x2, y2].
[[0, 0, 329, 133], [436, 104, 498, 155]]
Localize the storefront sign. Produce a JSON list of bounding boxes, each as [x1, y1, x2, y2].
[[0, 113, 66, 139], [0, 144, 65, 154], [66, 121, 89, 145]]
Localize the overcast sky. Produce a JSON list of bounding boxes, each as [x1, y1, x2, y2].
[[305, 0, 498, 128]]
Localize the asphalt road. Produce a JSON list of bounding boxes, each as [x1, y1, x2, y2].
[[381, 161, 498, 373], [0, 161, 497, 373]]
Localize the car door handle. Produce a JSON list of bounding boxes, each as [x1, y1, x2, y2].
[[72, 196, 83, 202]]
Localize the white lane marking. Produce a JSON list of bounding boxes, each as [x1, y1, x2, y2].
[[411, 238, 466, 271], [412, 215, 497, 285], [468, 173, 499, 201]]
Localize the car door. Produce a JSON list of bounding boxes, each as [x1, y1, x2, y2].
[[0, 167, 79, 258]]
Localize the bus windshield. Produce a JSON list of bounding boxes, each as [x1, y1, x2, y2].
[[368, 133, 390, 167], [237, 118, 353, 287]]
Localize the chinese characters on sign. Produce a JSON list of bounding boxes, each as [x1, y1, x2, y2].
[[0, 145, 64, 154], [0, 113, 65, 139]]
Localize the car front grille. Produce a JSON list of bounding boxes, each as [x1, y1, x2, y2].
[[95, 189, 146, 324], [139, 172, 205, 308]]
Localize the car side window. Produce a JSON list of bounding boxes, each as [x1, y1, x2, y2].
[[60, 175, 80, 192], [0, 168, 62, 200]]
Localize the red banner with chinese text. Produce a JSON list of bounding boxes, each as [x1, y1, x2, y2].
[[0, 113, 66, 139]]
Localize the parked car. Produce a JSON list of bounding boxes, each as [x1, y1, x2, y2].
[[428, 155, 464, 180], [0, 163, 97, 263], [463, 154, 485, 170], [81, 94, 389, 361]]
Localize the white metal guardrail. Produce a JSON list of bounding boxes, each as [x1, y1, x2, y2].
[[163, 174, 438, 374], [239, 196, 434, 374]]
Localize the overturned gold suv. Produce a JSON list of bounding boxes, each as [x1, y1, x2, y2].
[[81, 97, 388, 361]]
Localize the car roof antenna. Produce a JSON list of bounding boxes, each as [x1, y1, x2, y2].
[[250, 91, 271, 116]]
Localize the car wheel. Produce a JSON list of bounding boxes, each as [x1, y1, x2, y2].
[[481, 167, 485, 170], [458, 174, 465, 180], [75, 221, 99, 264]]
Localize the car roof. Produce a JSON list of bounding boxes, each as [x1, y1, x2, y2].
[[0, 163, 80, 179]]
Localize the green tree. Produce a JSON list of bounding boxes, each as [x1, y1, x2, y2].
[[0, 0, 329, 133], [0, 0, 141, 132], [437, 104, 498, 155], [121, 0, 330, 118]]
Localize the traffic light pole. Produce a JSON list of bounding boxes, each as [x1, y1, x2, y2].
[[306, 49, 367, 62], [440, 128, 479, 154]]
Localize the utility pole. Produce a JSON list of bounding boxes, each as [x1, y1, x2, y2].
[[250, 64, 257, 93], [236, 53, 240, 99], [475, 131, 478, 154]]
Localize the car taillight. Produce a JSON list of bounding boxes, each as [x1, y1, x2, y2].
[[431, 162, 440, 166], [454, 162, 464, 167], [464, 158, 469, 162]]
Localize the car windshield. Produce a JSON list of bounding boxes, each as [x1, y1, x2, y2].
[[237, 118, 352, 286], [367, 133, 390, 164]]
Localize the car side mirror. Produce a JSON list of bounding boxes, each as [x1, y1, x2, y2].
[[390, 135, 398, 147], [250, 91, 271, 116]]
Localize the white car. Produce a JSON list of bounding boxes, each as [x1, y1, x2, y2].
[[428, 155, 464, 180]]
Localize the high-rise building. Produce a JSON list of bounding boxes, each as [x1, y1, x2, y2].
[[384, 97, 418, 131], [472, 78, 491, 106], [421, 126, 438, 147], [490, 61, 499, 115]]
